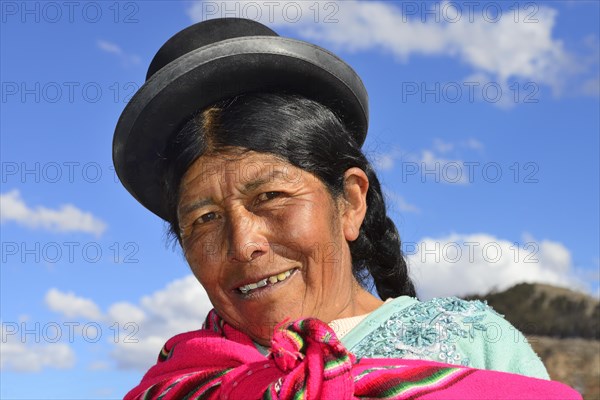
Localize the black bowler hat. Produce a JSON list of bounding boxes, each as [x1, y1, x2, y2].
[[113, 18, 369, 220]]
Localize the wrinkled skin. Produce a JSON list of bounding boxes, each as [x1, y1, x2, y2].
[[177, 149, 382, 345]]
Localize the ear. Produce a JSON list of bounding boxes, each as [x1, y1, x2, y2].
[[340, 167, 369, 242]]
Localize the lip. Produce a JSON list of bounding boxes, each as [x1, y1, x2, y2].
[[232, 267, 298, 297], [231, 267, 297, 290]]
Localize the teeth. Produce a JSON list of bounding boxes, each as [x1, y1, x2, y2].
[[238, 269, 293, 294]]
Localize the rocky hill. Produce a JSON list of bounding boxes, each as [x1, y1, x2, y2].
[[465, 283, 599, 399], [466, 282, 599, 338]]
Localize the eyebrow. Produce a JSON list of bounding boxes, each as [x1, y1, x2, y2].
[[179, 198, 214, 217], [242, 169, 290, 192], [179, 169, 294, 216]]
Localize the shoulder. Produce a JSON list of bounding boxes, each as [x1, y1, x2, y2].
[[390, 295, 495, 317], [351, 296, 549, 379], [384, 296, 508, 359], [377, 295, 502, 337], [350, 296, 497, 359]]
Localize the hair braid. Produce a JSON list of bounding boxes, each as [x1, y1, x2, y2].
[[349, 163, 416, 299]]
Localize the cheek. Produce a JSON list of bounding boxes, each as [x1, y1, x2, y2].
[[277, 205, 343, 267], [184, 224, 225, 259], [278, 201, 326, 239], [184, 240, 224, 285], [268, 207, 323, 262]]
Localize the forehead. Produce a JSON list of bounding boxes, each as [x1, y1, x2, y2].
[[180, 150, 305, 191]]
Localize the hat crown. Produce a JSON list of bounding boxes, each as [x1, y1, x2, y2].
[[146, 18, 278, 80]]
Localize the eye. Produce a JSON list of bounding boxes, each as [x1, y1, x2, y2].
[[194, 211, 221, 225], [257, 191, 281, 202]]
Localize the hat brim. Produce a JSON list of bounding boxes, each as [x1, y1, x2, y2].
[[113, 36, 369, 220]]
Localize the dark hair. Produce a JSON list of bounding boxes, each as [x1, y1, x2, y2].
[[161, 92, 416, 299]]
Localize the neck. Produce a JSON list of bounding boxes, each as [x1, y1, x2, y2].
[[329, 285, 384, 322]]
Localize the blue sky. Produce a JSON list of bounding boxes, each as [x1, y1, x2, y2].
[[1, 1, 598, 398]]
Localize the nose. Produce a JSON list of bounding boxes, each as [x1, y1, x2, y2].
[[226, 206, 269, 263]]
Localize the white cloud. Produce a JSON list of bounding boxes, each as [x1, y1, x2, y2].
[[97, 40, 122, 54], [463, 138, 484, 151], [432, 138, 454, 154], [45, 289, 103, 320], [1, 324, 76, 372], [462, 72, 534, 109], [111, 276, 213, 370], [373, 138, 486, 183], [188, 1, 573, 91], [407, 232, 587, 300], [0, 190, 107, 237], [188, 1, 586, 98], [97, 39, 141, 66], [370, 147, 406, 172], [405, 149, 469, 184], [1, 342, 75, 372], [46, 275, 213, 371], [107, 302, 146, 325], [372, 153, 396, 171], [111, 336, 167, 370], [138, 276, 212, 331], [384, 190, 420, 214]]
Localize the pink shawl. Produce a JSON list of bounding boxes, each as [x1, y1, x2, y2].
[[124, 310, 581, 399]]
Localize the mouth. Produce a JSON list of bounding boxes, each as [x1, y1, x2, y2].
[[236, 268, 297, 295]]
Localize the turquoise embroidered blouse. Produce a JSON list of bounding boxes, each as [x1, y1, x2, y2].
[[341, 296, 549, 380]]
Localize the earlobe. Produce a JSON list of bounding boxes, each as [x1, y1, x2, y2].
[[341, 168, 369, 242]]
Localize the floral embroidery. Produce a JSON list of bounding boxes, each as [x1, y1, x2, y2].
[[439, 344, 460, 363], [403, 325, 437, 347], [352, 297, 493, 368]]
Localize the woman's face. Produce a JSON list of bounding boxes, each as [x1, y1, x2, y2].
[[177, 149, 375, 344]]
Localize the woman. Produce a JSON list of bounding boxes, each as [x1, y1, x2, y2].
[[114, 18, 580, 399]]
